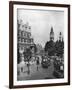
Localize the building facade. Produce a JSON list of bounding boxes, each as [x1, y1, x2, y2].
[[17, 20, 34, 54], [50, 27, 54, 41]]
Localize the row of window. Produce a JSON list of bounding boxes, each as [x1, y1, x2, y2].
[[18, 46, 31, 51], [18, 30, 31, 38], [18, 38, 33, 43]]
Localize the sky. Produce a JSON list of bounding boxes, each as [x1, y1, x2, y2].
[[17, 9, 64, 48]]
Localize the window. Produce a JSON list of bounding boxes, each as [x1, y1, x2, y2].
[[21, 31, 24, 37], [28, 39, 31, 43], [18, 30, 21, 36], [31, 39, 33, 43], [27, 33, 31, 38], [18, 37, 21, 42], [21, 38, 24, 42]]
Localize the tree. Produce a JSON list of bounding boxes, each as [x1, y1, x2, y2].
[[34, 44, 37, 53], [30, 44, 37, 54], [24, 48, 32, 63], [55, 40, 64, 57], [44, 40, 55, 56]]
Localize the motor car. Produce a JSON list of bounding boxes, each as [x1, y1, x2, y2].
[[41, 55, 51, 68]]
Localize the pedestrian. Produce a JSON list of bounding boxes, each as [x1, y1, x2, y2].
[[21, 67, 23, 72], [36, 57, 40, 65]]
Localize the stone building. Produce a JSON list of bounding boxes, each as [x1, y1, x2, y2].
[[50, 27, 54, 41], [17, 20, 34, 54], [44, 26, 55, 56]]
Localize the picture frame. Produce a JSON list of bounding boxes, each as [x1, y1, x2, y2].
[[9, 1, 70, 89]]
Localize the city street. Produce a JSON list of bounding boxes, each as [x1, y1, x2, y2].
[[17, 59, 56, 81]]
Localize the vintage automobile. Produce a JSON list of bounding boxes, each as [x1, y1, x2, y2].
[[53, 58, 64, 78], [41, 55, 51, 68]]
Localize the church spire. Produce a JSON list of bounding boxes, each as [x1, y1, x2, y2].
[[59, 32, 62, 41], [50, 26, 54, 41]]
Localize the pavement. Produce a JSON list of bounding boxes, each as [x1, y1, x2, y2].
[[17, 59, 56, 81]]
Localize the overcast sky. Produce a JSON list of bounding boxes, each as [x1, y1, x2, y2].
[[17, 9, 64, 48]]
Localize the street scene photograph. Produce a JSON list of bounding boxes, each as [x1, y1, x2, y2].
[[17, 9, 64, 81]]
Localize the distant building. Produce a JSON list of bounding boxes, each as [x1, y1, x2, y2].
[[55, 32, 64, 57], [36, 44, 43, 54], [59, 32, 62, 41], [50, 27, 54, 41], [45, 26, 55, 56], [17, 20, 34, 53]]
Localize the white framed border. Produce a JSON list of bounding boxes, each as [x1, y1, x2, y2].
[[13, 4, 68, 86]]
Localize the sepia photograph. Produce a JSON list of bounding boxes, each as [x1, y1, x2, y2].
[[9, 1, 70, 88]]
